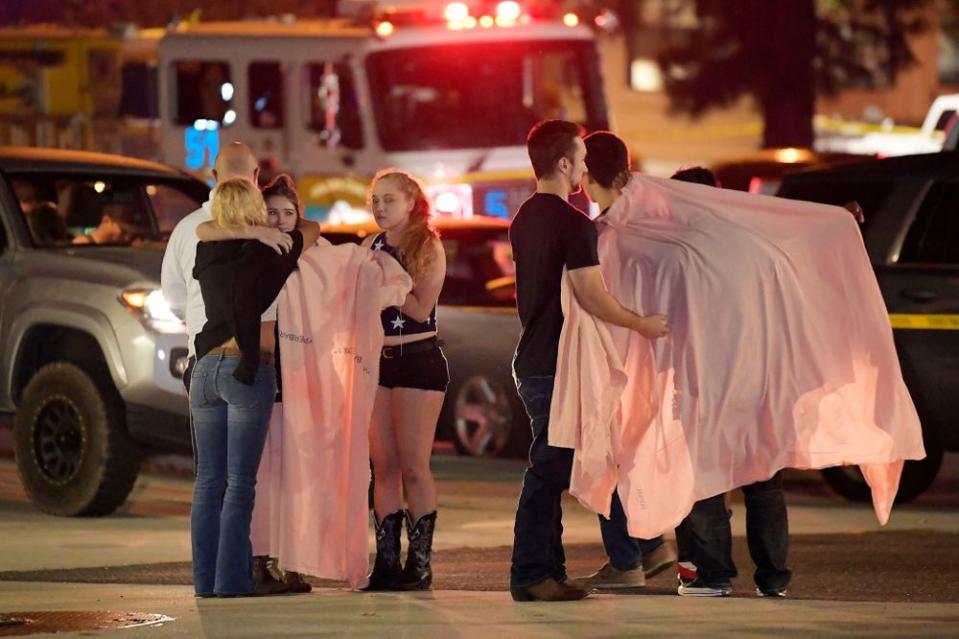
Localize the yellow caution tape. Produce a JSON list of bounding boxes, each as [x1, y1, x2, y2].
[[889, 314, 959, 330]]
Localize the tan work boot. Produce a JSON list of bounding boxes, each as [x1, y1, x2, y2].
[[510, 577, 590, 602], [582, 562, 646, 589], [642, 542, 678, 579]]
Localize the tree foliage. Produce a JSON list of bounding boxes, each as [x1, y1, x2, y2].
[[654, 0, 931, 147]]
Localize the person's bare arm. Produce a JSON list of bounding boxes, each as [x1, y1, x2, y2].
[[399, 240, 446, 322], [296, 219, 322, 250], [567, 265, 669, 338], [843, 201, 865, 224], [195, 221, 293, 254]]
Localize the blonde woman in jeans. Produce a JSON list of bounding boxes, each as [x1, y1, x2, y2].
[[189, 178, 320, 597]]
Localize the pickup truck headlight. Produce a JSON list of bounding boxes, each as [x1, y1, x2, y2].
[[119, 288, 186, 334]]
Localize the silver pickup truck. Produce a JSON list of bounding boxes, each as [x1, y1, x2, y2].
[[0, 147, 206, 516]]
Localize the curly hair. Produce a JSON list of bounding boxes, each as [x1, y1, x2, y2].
[[370, 170, 440, 282]]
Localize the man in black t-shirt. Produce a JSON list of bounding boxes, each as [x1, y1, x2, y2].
[[508, 120, 669, 602]]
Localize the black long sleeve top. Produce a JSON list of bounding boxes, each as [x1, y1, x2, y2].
[[192, 229, 304, 385]]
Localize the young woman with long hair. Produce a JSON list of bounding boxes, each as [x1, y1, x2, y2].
[[361, 169, 448, 591]]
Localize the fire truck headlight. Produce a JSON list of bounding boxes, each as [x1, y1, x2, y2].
[[426, 184, 474, 218], [496, 2, 522, 23], [445, 3, 470, 23]]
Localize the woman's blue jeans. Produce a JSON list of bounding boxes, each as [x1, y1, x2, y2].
[[189, 353, 276, 596]]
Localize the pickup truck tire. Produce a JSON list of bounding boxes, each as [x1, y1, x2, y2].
[[819, 441, 944, 504], [14, 362, 142, 516]]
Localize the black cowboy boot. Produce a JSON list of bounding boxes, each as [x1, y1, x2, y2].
[[398, 511, 437, 591], [362, 510, 403, 591]]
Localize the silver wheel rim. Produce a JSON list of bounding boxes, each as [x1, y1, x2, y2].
[[453, 375, 512, 456]]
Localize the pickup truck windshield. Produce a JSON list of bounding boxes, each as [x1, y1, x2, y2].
[[9, 173, 206, 248], [366, 40, 607, 152]]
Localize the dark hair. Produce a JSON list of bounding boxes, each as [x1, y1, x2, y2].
[[27, 201, 69, 245], [584, 131, 631, 189], [670, 167, 718, 187], [261, 173, 301, 214], [526, 119, 584, 180]]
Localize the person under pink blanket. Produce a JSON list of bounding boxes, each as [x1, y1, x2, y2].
[[361, 170, 449, 591], [549, 133, 925, 600]]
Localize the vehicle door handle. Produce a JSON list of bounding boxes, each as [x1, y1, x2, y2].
[[901, 288, 939, 302]]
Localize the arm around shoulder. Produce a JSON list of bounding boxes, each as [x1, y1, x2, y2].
[[297, 220, 322, 251]]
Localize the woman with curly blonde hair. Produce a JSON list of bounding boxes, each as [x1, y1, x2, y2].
[[361, 169, 448, 591]]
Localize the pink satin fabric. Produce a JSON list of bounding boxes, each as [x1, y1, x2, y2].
[[251, 244, 411, 589], [550, 174, 925, 538]]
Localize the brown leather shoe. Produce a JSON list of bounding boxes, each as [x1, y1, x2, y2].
[[510, 577, 590, 602]]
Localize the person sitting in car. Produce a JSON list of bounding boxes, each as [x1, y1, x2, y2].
[[72, 204, 146, 245], [25, 202, 72, 245]]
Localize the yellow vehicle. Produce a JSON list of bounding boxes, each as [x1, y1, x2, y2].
[[0, 25, 161, 158]]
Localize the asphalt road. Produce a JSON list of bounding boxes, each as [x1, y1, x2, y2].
[[1, 449, 958, 637]]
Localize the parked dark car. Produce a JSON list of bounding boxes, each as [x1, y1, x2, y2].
[[777, 150, 959, 502], [321, 217, 529, 458], [711, 148, 870, 194]]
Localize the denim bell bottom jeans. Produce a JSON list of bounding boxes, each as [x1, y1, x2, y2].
[[189, 353, 276, 596]]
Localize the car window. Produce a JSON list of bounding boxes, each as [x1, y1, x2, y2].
[[9, 173, 203, 247], [441, 228, 514, 306], [898, 181, 959, 265], [777, 177, 892, 234], [173, 60, 233, 126], [146, 182, 206, 235]]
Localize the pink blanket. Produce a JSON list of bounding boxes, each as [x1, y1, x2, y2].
[[550, 174, 925, 538], [251, 244, 411, 588]]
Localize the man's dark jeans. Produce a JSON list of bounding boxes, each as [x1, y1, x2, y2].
[[680, 471, 792, 592], [510, 375, 574, 588], [599, 490, 664, 571]]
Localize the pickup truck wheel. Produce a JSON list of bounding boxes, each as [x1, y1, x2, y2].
[[819, 440, 944, 504], [449, 373, 528, 458], [14, 363, 141, 516]]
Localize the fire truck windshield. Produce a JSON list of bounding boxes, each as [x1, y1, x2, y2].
[[366, 39, 607, 152]]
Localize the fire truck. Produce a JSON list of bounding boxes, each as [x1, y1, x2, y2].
[[157, 1, 609, 220]]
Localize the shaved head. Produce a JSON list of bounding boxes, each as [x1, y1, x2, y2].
[[213, 142, 258, 184]]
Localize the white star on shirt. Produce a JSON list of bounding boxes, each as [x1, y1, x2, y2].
[[373, 240, 384, 251], [390, 315, 406, 331]]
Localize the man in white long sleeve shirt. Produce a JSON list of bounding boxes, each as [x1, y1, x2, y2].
[[161, 142, 259, 390]]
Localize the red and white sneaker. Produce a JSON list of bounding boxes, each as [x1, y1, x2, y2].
[[677, 561, 698, 587]]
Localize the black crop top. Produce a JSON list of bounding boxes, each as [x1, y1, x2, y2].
[[372, 233, 437, 337]]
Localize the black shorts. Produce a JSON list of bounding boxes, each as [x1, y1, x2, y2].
[[378, 337, 450, 392]]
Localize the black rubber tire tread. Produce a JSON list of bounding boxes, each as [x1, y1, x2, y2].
[[820, 442, 944, 504], [14, 362, 141, 516]]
